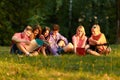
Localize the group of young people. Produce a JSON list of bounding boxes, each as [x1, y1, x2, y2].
[[10, 24, 111, 56]]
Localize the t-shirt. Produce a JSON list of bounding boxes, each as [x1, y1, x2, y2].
[[12, 32, 31, 47], [72, 35, 87, 48], [91, 33, 102, 41]]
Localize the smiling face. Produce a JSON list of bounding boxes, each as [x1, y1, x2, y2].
[[33, 29, 39, 36], [76, 28, 83, 35], [91, 24, 101, 36], [53, 30, 58, 36], [76, 26, 85, 37], [25, 30, 32, 36], [44, 30, 50, 37], [24, 26, 33, 37]]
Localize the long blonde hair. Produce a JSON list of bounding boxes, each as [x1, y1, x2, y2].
[[76, 25, 86, 39]]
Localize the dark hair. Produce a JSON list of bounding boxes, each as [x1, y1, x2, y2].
[[33, 24, 42, 34], [42, 26, 50, 35], [52, 24, 60, 31], [32, 24, 42, 38]]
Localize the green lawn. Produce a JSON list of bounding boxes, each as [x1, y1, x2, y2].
[[0, 45, 120, 80]]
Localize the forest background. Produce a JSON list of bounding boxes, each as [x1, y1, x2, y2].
[[0, 0, 119, 46]]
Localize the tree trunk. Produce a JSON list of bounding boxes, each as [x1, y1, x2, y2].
[[117, 0, 120, 43]]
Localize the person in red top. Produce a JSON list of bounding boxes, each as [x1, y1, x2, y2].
[[86, 24, 111, 56], [72, 25, 88, 55]]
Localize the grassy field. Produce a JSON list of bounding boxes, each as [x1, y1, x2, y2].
[[0, 45, 120, 80]]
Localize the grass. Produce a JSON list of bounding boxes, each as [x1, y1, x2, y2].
[[0, 45, 120, 80]]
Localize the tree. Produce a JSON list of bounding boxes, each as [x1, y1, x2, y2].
[[117, 0, 120, 43], [0, 0, 118, 45]]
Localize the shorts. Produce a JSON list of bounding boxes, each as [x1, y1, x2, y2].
[[89, 45, 99, 53], [57, 46, 64, 54]]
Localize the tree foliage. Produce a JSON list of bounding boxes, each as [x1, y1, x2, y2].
[[0, 0, 117, 45]]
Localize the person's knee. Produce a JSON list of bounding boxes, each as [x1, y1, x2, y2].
[[68, 43, 74, 49], [105, 47, 111, 54], [63, 43, 73, 52], [57, 39, 66, 47]]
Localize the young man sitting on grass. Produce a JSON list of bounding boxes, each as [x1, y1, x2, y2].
[[48, 24, 73, 56], [10, 25, 47, 56]]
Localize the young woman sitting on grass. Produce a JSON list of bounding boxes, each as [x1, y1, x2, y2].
[[72, 25, 88, 55], [39, 26, 51, 56], [86, 24, 111, 56], [29, 24, 42, 56]]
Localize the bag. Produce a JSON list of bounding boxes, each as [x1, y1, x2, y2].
[[76, 48, 85, 56]]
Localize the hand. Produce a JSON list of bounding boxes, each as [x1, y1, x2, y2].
[[39, 35, 45, 40]]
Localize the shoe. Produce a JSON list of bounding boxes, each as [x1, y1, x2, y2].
[[17, 54, 24, 57], [26, 53, 33, 57], [54, 53, 59, 56]]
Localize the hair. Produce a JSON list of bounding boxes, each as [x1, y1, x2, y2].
[[77, 25, 86, 35], [33, 24, 42, 34], [76, 25, 86, 39], [52, 24, 60, 31], [92, 24, 101, 33], [42, 26, 50, 35], [25, 25, 33, 31]]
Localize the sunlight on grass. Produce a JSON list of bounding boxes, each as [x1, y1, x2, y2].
[[0, 45, 120, 80]]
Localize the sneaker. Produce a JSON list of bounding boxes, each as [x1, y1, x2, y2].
[[17, 54, 24, 57], [26, 53, 33, 57], [54, 53, 59, 56]]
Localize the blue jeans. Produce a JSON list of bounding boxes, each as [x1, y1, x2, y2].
[[57, 46, 64, 54], [10, 44, 23, 55]]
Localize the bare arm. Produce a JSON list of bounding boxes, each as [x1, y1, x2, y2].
[[89, 33, 107, 45], [12, 34, 30, 45], [89, 37, 97, 45], [72, 36, 77, 53], [12, 36, 25, 43], [97, 34, 107, 44]]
